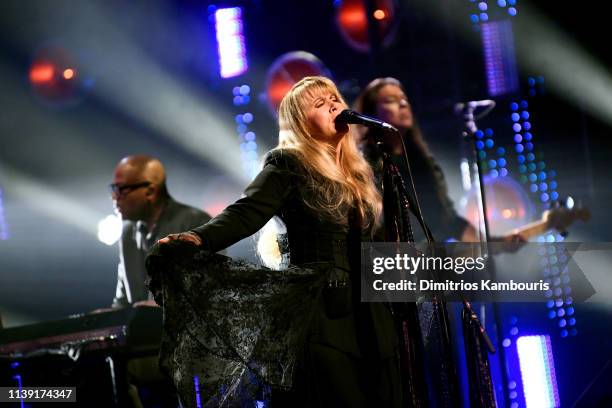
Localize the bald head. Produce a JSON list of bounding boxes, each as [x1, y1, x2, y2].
[[115, 155, 167, 187], [112, 155, 170, 222]]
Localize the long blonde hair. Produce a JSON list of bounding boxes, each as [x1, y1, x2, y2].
[[273, 76, 382, 229]]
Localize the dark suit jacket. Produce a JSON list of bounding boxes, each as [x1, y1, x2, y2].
[[112, 197, 211, 307]]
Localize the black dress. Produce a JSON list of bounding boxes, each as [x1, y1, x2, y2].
[[146, 150, 401, 407]]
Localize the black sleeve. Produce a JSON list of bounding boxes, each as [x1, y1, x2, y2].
[[191, 153, 297, 252]]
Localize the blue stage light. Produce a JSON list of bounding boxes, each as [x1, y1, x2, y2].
[[242, 112, 254, 123], [214, 7, 248, 78], [239, 84, 251, 95], [516, 335, 560, 407]]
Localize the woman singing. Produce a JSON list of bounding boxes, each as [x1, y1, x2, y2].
[[156, 76, 402, 407]]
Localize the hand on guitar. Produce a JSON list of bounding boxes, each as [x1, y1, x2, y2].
[[505, 201, 590, 241], [490, 232, 527, 253]]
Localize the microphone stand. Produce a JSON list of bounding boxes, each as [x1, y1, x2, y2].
[[458, 103, 503, 408], [372, 129, 460, 407]]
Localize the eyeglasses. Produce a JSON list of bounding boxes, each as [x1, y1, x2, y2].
[[109, 182, 151, 197]]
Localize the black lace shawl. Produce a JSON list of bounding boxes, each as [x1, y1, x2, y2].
[[146, 241, 327, 407]]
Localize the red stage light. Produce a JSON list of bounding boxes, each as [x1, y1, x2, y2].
[[28, 44, 89, 107], [264, 51, 331, 116], [335, 0, 397, 52], [29, 62, 55, 84]]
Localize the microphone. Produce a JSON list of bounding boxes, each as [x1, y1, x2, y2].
[[454, 99, 495, 113], [335, 109, 398, 132]]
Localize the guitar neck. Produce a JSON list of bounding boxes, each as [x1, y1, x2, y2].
[[508, 220, 550, 240]]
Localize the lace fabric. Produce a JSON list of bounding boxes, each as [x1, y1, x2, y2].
[[146, 241, 327, 407]]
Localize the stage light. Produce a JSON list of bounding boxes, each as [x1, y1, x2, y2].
[[482, 21, 519, 96], [63, 68, 75, 80], [335, 0, 397, 52], [373, 9, 386, 20], [214, 7, 248, 78], [97, 214, 122, 246], [242, 112, 253, 123], [239, 85, 250, 95], [265, 51, 331, 116], [516, 335, 560, 408], [29, 61, 55, 84]]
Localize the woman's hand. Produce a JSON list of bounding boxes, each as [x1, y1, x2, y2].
[[158, 231, 203, 246]]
